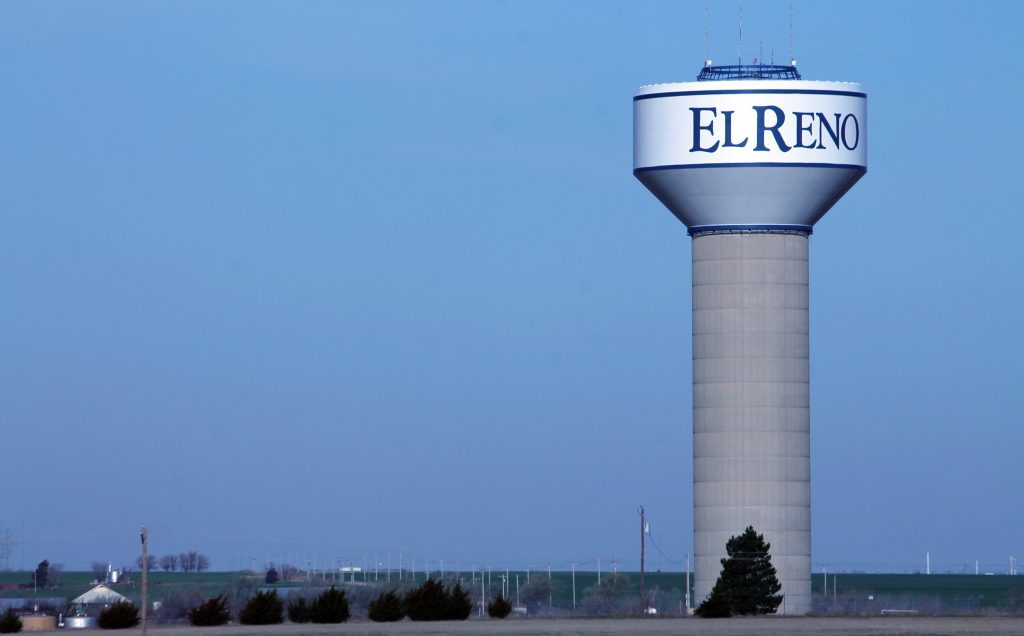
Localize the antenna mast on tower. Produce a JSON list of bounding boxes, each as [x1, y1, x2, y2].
[[737, 0, 743, 65], [789, 0, 796, 65], [704, 4, 710, 65]]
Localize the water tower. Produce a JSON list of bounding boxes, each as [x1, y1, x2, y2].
[[633, 62, 866, 615]]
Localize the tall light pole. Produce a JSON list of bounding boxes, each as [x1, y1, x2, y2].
[[140, 526, 148, 636]]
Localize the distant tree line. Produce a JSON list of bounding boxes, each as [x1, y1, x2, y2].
[[133, 552, 209, 573], [84, 551, 211, 582]]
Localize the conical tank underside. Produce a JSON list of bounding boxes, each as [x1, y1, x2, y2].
[[635, 164, 862, 233]]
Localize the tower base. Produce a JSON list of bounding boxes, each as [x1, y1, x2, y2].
[[691, 231, 811, 616]]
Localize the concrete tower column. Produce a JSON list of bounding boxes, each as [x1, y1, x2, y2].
[[691, 231, 811, 616]]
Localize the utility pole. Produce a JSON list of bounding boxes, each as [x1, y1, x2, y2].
[[639, 506, 646, 614], [140, 526, 148, 636], [571, 562, 576, 613], [685, 551, 691, 612], [0, 527, 14, 571], [547, 563, 552, 612]]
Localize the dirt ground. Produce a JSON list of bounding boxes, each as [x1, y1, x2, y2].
[[35, 617, 1024, 636]]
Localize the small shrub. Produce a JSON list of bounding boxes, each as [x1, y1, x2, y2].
[[286, 597, 310, 623], [487, 593, 512, 618], [188, 595, 230, 626], [265, 567, 279, 584], [98, 601, 140, 629], [310, 586, 349, 624], [0, 609, 22, 634], [368, 590, 404, 622], [238, 590, 283, 625]]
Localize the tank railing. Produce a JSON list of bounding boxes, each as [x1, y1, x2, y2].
[[697, 64, 801, 81]]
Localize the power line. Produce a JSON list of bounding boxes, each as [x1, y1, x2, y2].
[[647, 528, 682, 565]]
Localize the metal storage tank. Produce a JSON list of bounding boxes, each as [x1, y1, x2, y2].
[[64, 614, 98, 629], [633, 63, 867, 615]]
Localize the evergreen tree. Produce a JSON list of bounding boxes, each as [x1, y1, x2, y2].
[[97, 602, 140, 629], [238, 590, 284, 625], [487, 593, 512, 618], [286, 597, 310, 623], [309, 586, 350, 624], [694, 579, 733, 618], [368, 590, 404, 622], [447, 581, 472, 620], [0, 608, 22, 634], [403, 579, 448, 621], [403, 579, 472, 621], [696, 526, 783, 618], [187, 595, 231, 626]]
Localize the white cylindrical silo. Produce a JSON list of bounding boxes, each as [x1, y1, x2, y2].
[[633, 65, 867, 615]]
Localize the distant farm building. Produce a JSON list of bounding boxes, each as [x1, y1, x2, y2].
[[71, 584, 129, 606]]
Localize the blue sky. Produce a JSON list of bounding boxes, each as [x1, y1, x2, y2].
[[1, 1, 1022, 575]]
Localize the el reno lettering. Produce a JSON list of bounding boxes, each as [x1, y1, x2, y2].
[[688, 106, 860, 153]]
